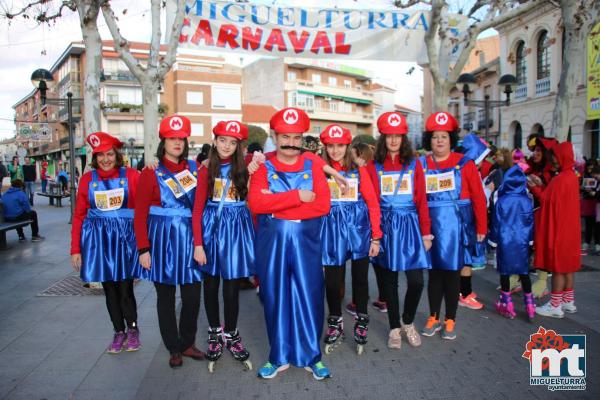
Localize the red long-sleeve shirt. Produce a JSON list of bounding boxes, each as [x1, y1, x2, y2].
[[248, 152, 330, 220], [133, 158, 194, 251], [424, 152, 488, 236], [366, 155, 431, 236], [70, 167, 140, 255], [329, 160, 382, 239]]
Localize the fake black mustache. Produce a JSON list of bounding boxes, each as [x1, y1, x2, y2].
[[280, 145, 304, 151]]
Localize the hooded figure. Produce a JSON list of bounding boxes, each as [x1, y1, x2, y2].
[[531, 142, 581, 273], [489, 166, 533, 275]]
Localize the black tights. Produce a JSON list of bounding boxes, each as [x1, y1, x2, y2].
[[372, 263, 386, 302], [584, 216, 600, 245], [500, 274, 532, 293], [428, 270, 461, 321], [102, 280, 137, 332], [381, 268, 424, 328], [203, 275, 241, 332], [324, 257, 369, 316]]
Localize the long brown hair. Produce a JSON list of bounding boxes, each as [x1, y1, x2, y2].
[[321, 144, 358, 171], [207, 140, 248, 201], [91, 148, 124, 170], [374, 134, 414, 165], [352, 142, 374, 163]]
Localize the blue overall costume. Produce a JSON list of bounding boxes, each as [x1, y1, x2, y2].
[[489, 166, 533, 275], [321, 169, 370, 266], [373, 160, 430, 271], [145, 160, 202, 285], [201, 163, 255, 279], [421, 155, 480, 271], [80, 168, 141, 282], [255, 159, 324, 367]]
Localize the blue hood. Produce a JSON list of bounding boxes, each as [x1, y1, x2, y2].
[[460, 133, 490, 165], [498, 165, 527, 196]]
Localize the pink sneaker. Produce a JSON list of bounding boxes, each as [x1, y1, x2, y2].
[[459, 293, 484, 310], [125, 329, 141, 352], [107, 332, 126, 354]]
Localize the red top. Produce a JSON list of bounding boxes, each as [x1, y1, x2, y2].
[[479, 159, 494, 179], [366, 155, 431, 236], [133, 158, 193, 251], [70, 167, 140, 255], [329, 160, 382, 239], [424, 152, 488, 236], [248, 153, 331, 220]]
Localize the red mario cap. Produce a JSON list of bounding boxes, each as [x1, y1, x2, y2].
[[377, 112, 408, 135], [86, 132, 123, 154], [270, 107, 310, 134], [159, 115, 191, 139], [425, 112, 459, 133], [320, 124, 352, 145], [212, 120, 248, 140]]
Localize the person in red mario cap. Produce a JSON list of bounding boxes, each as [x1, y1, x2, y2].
[[318, 123, 382, 355], [71, 131, 143, 354], [191, 120, 255, 371], [367, 111, 431, 350], [134, 115, 206, 368], [419, 111, 487, 340], [248, 107, 332, 380]]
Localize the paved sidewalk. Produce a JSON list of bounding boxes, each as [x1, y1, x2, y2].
[[0, 200, 598, 399]]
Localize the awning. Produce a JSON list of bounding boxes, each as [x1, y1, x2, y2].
[[298, 90, 372, 105]]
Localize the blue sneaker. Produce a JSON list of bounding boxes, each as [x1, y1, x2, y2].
[[304, 361, 331, 381], [257, 362, 289, 379]]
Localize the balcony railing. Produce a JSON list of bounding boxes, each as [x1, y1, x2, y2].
[[58, 72, 81, 88], [535, 77, 551, 97], [515, 84, 527, 101], [104, 71, 137, 82], [102, 103, 143, 114]]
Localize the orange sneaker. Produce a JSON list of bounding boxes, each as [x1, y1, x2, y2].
[[420, 316, 442, 337], [441, 319, 456, 340], [459, 293, 484, 310]]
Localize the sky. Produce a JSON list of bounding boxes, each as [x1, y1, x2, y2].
[[0, 0, 428, 140]]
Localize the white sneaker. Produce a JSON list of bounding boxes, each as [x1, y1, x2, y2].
[[536, 301, 564, 318], [562, 301, 577, 313], [594, 244, 600, 253], [582, 243, 590, 251]]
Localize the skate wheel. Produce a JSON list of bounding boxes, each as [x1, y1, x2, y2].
[[357, 344, 364, 355], [243, 360, 253, 371], [325, 344, 334, 355], [208, 361, 216, 373]]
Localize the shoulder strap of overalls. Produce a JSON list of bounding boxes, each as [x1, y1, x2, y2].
[[157, 162, 193, 209], [215, 162, 233, 222]]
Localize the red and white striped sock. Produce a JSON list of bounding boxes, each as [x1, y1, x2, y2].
[[550, 292, 563, 308], [563, 288, 575, 303]]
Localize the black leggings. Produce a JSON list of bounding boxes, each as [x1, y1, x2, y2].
[[102, 280, 137, 332], [381, 268, 424, 328], [428, 270, 461, 321], [372, 263, 386, 302], [500, 274, 532, 293], [584, 216, 600, 245], [324, 257, 370, 316], [203, 275, 241, 332]]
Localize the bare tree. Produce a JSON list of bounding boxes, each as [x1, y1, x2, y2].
[[551, 0, 600, 141], [101, 0, 186, 160]]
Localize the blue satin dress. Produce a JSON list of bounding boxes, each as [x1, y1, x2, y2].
[[201, 163, 255, 279], [255, 159, 324, 368], [144, 160, 203, 285], [321, 169, 371, 266], [373, 160, 430, 271], [80, 168, 141, 282], [421, 155, 480, 271]]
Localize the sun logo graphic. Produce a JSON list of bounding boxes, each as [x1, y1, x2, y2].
[[89, 134, 100, 147], [283, 109, 299, 125], [435, 113, 449, 126], [226, 121, 240, 133], [522, 326, 586, 391], [329, 125, 344, 138], [388, 113, 401, 127], [170, 117, 183, 131]]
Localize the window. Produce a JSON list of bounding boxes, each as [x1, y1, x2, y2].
[[212, 86, 241, 110], [516, 41, 527, 86], [191, 123, 204, 136], [328, 77, 337, 86], [356, 84, 362, 91], [339, 102, 352, 113], [344, 80, 352, 89], [106, 90, 119, 104], [314, 126, 322, 134], [312, 74, 321, 84], [314, 99, 322, 110], [287, 71, 297, 81], [186, 91, 204, 105], [329, 101, 338, 112], [536, 30, 550, 80], [288, 92, 314, 110]]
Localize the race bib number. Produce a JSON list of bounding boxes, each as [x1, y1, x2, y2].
[[426, 172, 456, 193], [329, 178, 358, 201], [164, 178, 184, 198], [380, 173, 412, 196], [212, 178, 238, 202], [174, 169, 197, 193], [94, 188, 125, 211]]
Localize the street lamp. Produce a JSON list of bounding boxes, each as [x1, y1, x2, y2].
[[457, 73, 518, 141], [31, 68, 83, 224], [128, 137, 136, 166]]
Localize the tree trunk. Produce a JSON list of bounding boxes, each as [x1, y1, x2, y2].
[[433, 80, 451, 112], [142, 81, 159, 160]]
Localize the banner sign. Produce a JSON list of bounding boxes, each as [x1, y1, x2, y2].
[[170, 1, 466, 62], [17, 123, 52, 142], [587, 22, 600, 120]]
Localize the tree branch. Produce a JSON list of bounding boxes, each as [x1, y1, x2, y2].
[[424, 0, 444, 84], [2, 0, 77, 23], [393, 0, 430, 8], [148, 0, 161, 76], [473, 0, 546, 34], [158, 0, 186, 77]]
